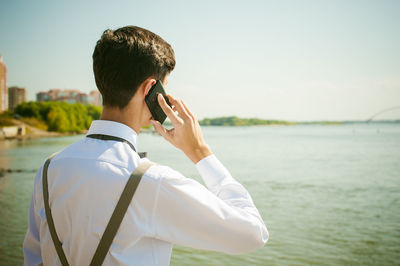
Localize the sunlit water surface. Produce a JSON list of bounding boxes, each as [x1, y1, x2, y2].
[[0, 124, 399, 265]]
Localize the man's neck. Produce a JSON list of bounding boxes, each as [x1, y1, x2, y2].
[[100, 105, 141, 134]]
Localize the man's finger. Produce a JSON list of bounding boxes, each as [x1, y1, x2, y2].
[[158, 94, 180, 124], [150, 119, 171, 141], [167, 94, 191, 121]]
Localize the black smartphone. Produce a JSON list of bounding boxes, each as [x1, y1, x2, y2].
[[145, 80, 171, 124]]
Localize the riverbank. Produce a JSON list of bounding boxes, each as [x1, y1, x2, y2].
[[0, 119, 157, 141], [0, 118, 84, 140]]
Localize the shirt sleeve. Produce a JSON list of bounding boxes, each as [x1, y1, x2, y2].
[[152, 154, 268, 255], [23, 168, 43, 266]]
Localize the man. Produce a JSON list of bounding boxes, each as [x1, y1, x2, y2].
[[23, 26, 268, 265]]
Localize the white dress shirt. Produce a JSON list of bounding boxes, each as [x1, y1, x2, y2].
[[23, 120, 268, 266]]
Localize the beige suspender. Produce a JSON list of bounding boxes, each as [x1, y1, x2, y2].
[[90, 161, 154, 266], [42, 154, 154, 266]]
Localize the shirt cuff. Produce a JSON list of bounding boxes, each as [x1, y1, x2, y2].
[[195, 154, 233, 189]]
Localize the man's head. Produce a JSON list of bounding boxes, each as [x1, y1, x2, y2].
[[93, 26, 175, 109]]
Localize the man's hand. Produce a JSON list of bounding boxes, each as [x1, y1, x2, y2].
[[150, 93, 212, 164]]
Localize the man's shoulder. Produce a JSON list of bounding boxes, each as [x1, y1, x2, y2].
[[34, 138, 86, 179], [51, 137, 140, 169], [52, 138, 86, 159]]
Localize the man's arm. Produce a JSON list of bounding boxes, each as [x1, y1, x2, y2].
[[23, 168, 43, 266], [151, 155, 268, 254], [150, 94, 268, 254]]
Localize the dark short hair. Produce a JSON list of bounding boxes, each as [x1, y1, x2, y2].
[[92, 26, 175, 108]]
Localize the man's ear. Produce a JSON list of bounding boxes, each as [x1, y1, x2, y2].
[[142, 78, 157, 99]]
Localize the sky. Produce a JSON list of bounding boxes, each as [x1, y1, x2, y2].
[[0, 0, 399, 121]]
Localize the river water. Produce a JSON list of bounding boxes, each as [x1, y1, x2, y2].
[[0, 123, 399, 265]]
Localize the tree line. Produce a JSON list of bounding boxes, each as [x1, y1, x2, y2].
[[14, 101, 102, 132], [199, 116, 294, 126]]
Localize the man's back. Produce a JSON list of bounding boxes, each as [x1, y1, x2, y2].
[[23, 120, 268, 266]]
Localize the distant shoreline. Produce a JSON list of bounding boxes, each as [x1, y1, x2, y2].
[[196, 116, 400, 127], [1, 116, 399, 141]]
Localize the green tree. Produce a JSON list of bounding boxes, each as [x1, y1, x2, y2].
[[47, 107, 70, 132], [14, 101, 103, 132]]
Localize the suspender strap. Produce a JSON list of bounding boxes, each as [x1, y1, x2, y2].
[[43, 153, 154, 266], [90, 161, 154, 265], [87, 134, 136, 152], [86, 134, 147, 158], [42, 153, 69, 266]]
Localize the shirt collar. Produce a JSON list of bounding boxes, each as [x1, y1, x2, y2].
[[86, 120, 138, 151]]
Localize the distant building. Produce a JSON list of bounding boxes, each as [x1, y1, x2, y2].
[[77, 92, 89, 104], [0, 55, 8, 112], [36, 88, 80, 103], [8, 86, 27, 111], [36, 91, 52, 102], [36, 88, 100, 105]]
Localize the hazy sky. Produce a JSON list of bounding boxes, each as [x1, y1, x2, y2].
[[1, 0, 399, 121]]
